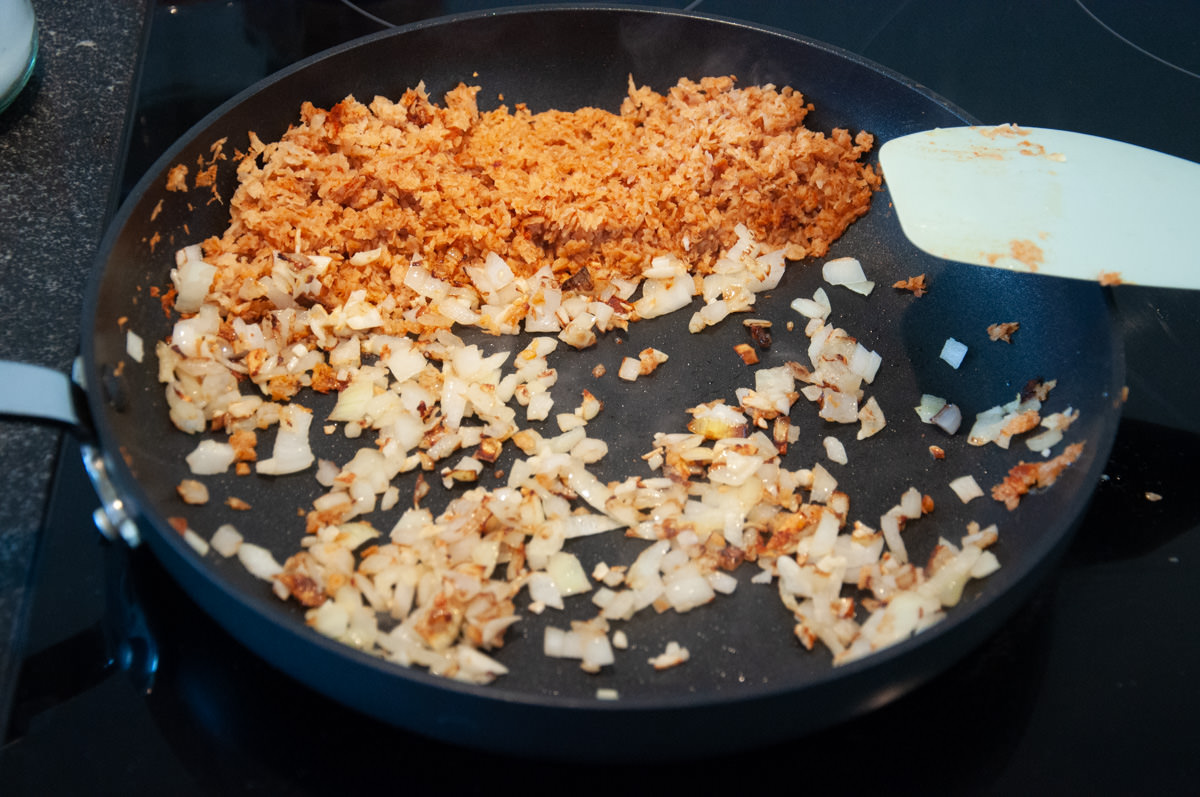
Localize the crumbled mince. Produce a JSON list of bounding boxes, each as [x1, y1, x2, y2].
[[892, 273, 928, 296], [987, 321, 1020, 342], [165, 163, 188, 192]]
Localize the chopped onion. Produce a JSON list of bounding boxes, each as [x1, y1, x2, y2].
[[940, 338, 968, 369], [930, 402, 963, 435], [822, 256, 867, 286], [327, 373, 376, 423], [126, 330, 144, 363], [1024, 426, 1064, 453], [186, 440, 236, 475], [546, 551, 591, 596], [183, 528, 210, 556], [176, 478, 210, 505], [527, 572, 565, 610], [663, 563, 715, 612], [915, 394, 948, 423], [857, 396, 886, 440], [156, 170, 1019, 688], [171, 256, 217, 314], [948, 475, 984, 503], [823, 436, 848, 465], [256, 404, 315, 475], [238, 542, 283, 581], [210, 524, 243, 558], [899, 486, 924, 519], [880, 509, 907, 563], [849, 344, 882, 383], [648, 641, 690, 670], [810, 462, 838, 503], [818, 388, 859, 424], [791, 287, 832, 320], [618, 356, 642, 381], [971, 551, 1001, 578], [967, 406, 1008, 446], [843, 280, 876, 296]]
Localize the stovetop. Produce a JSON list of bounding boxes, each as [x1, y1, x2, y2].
[[3, 1, 1199, 793]]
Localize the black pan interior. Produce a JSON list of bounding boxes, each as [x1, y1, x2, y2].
[[81, 6, 1123, 758]]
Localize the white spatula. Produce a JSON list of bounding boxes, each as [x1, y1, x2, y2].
[[878, 125, 1200, 289]]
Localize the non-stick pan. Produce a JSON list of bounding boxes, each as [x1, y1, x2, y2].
[[24, 5, 1124, 760]]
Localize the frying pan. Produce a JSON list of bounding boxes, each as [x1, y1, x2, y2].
[[20, 5, 1124, 760]]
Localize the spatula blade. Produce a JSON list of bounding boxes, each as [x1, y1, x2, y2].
[[878, 125, 1200, 290]]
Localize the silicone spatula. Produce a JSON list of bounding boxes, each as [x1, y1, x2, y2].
[[877, 125, 1200, 289]]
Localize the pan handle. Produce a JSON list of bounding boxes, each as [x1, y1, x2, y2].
[[0, 359, 141, 547], [0, 360, 91, 430]]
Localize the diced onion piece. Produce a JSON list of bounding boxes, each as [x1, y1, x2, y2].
[[210, 524, 243, 558], [915, 394, 947, 423], [971, 551, 1002, 578], [663, 563, 715, 612], [183, 528, 210, 556], [311, 600, 349, 639], [238, 542, 283, 581], [648, 641, 690, 670], [257, 405, 315, 475], [618, 357, 642, 381], [315, 458, 340, 487], [546, 551, 591, 596], [581, 632, 615, 672], [327, 373, 375, 422], [822, 257, 867, 286], [940, 338, 968, 369], [810, 463, 838, 503], [823, 436, 848, 465], [791, 287, 832, 321], [126, 330, 144, 363], [1025, 426, 1064, 452], [707, 445, 767, 487], [556, 412, 586, 432], [967, 406, 1008, 446], [880, 509, 907, 563], [562, 512, 622, 539], [931, 403, 963, 435], [849, 344, 882, 383], [171, 256, 217, 314], [176, 478, 209, 505], [924, 543, 982, 607], [349, 247, 383, 266], [186, 440, 236, 475], [527, 572, 565, 610], [543, 626, 568, 658], [818, 388, 859, 424], [948, 475, 985, 503], [808, 509, 841, 560], [899, 486, 924, 518], [790, 297, 828, 320], [707, 570, 738, 595], [457, 648, 509, 682], [526, 391, 554, 421], [857, 396, 886, 440]]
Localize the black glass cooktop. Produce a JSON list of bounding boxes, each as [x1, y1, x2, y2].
[[3, 2, 1198, 793]]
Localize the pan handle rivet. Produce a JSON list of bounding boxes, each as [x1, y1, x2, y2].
[[81, 443, 142, 547]]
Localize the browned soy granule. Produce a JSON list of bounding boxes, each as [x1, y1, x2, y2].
[[196, 76, 879, 332]]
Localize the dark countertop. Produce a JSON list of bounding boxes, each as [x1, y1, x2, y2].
[[0, 0, 148, 689]]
